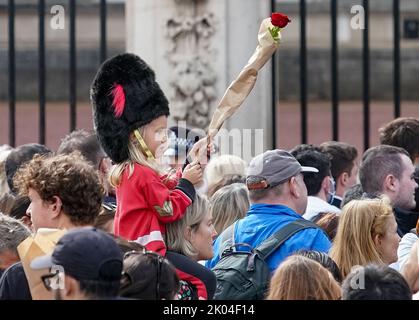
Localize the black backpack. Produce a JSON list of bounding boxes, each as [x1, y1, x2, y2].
[[212, 219, 319, 300]]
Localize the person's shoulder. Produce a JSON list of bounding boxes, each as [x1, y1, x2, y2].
[[132, 163, 154, 173], [400, 231, 418, 245], [0, 262, 32, 300], [1, 262, 24, 278], [129, 163, 160, 181]]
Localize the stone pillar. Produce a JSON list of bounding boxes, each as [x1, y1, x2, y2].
[[126, 0, 273, 160]]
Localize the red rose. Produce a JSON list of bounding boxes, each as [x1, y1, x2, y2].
[[271, 12, 291, 28]]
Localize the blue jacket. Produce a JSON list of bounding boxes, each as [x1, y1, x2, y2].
[[206, 204, 331, 273]]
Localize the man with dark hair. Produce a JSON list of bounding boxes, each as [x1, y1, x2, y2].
[[379, 117, 419, 217], [379, 117, 419, 163], [293, 149, 340, 221], [289, 143, 321, 157], [359, 145, 418, 235], [207, 150, 331, 272], [320, 141, 358, 209], [342, 264, 412, 300], [31, 227, 122, 300], [0, 153, 103, 300], [57, 129, 115, 206], [5, 143, 51, 194]]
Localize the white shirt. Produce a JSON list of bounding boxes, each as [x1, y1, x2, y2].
[[303, 196, 341, 221], [397, 232, 418, 272]]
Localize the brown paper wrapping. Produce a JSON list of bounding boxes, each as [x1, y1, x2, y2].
[[17, 228, 66, 300], [207, 17, 281, 139]]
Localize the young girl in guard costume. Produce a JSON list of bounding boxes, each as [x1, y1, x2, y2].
[[91, 53, 213, 299]]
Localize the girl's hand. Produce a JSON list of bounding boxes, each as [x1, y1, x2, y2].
[[182, 161, 203, 185], [187, 137, 214, 170]]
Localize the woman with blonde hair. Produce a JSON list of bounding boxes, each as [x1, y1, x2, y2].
[[330, 197, 400, 278], [205, 155, 247, 197], [266, 255, 341, 300], [166, 194, 218, 300], [210, 183, 250, 235]]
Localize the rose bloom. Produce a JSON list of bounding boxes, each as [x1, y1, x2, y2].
[[271, 12, 291, 28]]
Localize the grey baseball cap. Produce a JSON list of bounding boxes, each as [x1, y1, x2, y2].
[[246, 149, 318, 190]]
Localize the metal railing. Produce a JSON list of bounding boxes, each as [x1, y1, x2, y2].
[[3, 0, 407, 151], [6, 0, 108, 147], [272, 0, 404, 151]]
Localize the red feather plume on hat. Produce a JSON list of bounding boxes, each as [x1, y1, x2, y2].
[[111, 83, 125, 118]]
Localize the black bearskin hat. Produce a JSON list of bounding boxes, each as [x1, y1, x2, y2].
[[90, 53, 170, 163]]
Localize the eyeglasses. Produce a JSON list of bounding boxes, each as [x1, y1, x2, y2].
[[102, 202, 117, 213], [123, 250, 165, 299], [41, 269, 61, 291]]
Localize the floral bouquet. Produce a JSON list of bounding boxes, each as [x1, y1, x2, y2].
[[187, 13, 290, 164], [207, 12, 291, 139]]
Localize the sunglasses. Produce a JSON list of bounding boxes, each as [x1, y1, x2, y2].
[[41, 269, 63, 291], [101, 202, 117, 212], [123, 250, 165, 299]]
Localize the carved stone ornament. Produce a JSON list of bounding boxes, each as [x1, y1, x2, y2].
[[166, 0, 217, 128]]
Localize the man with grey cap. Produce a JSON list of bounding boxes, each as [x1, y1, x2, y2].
[[206, 150, 331, 273]]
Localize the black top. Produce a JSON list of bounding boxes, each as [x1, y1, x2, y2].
[[394, 207, 419, 237], [331, 197, 342, 209], [165, 251, 216, 300], [0, 262, 32, 300]]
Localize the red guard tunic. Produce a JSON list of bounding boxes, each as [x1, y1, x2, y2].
[[114, 163, 194, 255]]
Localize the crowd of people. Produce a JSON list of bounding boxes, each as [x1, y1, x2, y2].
[[1, 53, 419, 300]]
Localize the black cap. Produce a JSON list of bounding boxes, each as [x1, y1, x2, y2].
[[31, 227, 123, 282]]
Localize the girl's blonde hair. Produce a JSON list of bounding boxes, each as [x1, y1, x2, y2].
[[210, 183, 249, 234], [109, 127, 167, 187], [266, 255, 341, 300], [165, 194, 209, 260], [330, 197, 395, 278]]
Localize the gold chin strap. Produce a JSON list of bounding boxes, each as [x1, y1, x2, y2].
[[133, 129, 155, 160]]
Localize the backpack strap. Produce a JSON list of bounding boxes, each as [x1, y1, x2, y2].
[[255, 219, 319, 260], [218, 222, 236, 258]]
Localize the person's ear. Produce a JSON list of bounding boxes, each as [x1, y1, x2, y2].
[[340, 172, 349, 186], [184, 226, 192, 242], [384, 174, 398, 192], [321, 176, 330, 193], [49, 196, 63, 219], [289, 177, 300, 198], [62, 275, 80, 300], [373, 233, 383, 252]]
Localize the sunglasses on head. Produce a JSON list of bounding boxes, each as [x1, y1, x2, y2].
[[123, 250, 165, 299]]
